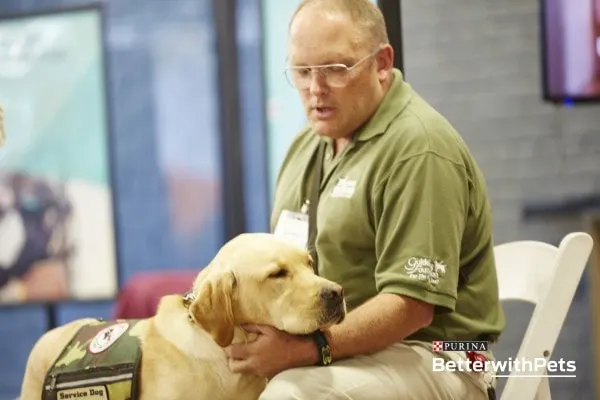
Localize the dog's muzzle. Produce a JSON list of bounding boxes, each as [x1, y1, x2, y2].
[[320, 285, 346, 324]]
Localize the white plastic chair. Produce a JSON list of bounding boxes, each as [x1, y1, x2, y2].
[[494, 232, 594, 400]]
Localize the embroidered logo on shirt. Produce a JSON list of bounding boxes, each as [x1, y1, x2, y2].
[[404, 257, 447, 287]]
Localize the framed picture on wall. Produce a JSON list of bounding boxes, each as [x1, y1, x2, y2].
[[0, 3, 119, 304]]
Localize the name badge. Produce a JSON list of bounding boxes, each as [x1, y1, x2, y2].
[[331, 177, 356, 198], [273, 210, 309, 249]]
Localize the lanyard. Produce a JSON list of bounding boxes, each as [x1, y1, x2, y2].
[[306, 141, 326, 275]]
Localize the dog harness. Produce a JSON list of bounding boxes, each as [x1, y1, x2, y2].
[[42, 319, 143, 400]]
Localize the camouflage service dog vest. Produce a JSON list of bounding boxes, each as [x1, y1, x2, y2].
[[43, 319, 143, 400]]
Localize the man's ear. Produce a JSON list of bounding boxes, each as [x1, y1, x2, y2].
[[376, 44, 394, 80], [189, 270, 237, 347]]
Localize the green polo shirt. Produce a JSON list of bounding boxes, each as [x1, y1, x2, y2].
[[271, 69, 505, 342]]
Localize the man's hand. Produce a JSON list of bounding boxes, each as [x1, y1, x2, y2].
[[224, 324, 317, 379]]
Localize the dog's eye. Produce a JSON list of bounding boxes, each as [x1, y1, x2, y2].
[[269, 269, 288, 279]]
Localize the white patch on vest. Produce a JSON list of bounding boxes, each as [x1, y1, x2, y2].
[[404, 257, 447, 287], [88, 322, 130, 354]]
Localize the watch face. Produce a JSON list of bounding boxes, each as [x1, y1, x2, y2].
[[321, 345, 332, 365]]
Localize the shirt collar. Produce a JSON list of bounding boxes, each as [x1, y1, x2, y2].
[[353, 68, 413, 142]]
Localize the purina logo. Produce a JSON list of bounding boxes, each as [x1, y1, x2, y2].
[[432, 341, 489, 352]]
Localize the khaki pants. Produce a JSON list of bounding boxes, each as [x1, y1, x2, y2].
[[259, 341, 492, 400]]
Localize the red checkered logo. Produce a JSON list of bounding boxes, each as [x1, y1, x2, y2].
[[432, 341, 444, 352]]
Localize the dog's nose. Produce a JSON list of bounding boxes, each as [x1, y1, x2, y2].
[[320, 284, 344, 302]]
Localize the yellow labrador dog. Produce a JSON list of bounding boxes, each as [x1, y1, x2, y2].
[[20, 233, 346, 400]]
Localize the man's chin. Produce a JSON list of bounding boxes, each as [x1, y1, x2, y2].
[[311, 122, 340, 138]]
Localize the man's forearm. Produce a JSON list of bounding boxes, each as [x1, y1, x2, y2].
[[324, 293, 433, 360]]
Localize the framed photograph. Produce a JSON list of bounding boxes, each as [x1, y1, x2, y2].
[[0, 4, 119, 304]]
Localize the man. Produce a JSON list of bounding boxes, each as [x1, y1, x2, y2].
[[225, 0, 505, 398]]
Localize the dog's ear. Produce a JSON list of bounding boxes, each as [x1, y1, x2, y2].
[[190, 271, 236, 347]]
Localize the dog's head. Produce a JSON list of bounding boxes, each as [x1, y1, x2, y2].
[[188, 233, 346, 347]]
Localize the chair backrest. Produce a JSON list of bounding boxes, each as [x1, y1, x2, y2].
[[113, 270, 198, 319], [494, 240, 561, 304], [494, 232, 593, 400]]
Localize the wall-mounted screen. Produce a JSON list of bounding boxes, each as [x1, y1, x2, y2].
[[541, 0, 600, 103]]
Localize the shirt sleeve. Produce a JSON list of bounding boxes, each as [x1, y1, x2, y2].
[[373, 151, 470, 314]]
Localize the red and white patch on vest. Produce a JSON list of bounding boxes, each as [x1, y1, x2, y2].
[[88, 322, 130, 354]]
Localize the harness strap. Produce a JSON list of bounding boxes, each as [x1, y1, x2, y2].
[[307, 141, 326, 275]]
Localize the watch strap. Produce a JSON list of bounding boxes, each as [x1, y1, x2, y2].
[[312, 330, 332, 366]]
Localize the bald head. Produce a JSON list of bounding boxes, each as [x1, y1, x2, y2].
[[286, 0, 395, 140], [289, 0, 389, 50]]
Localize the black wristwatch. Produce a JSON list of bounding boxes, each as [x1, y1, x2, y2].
[[312, 330, 332, 366]]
